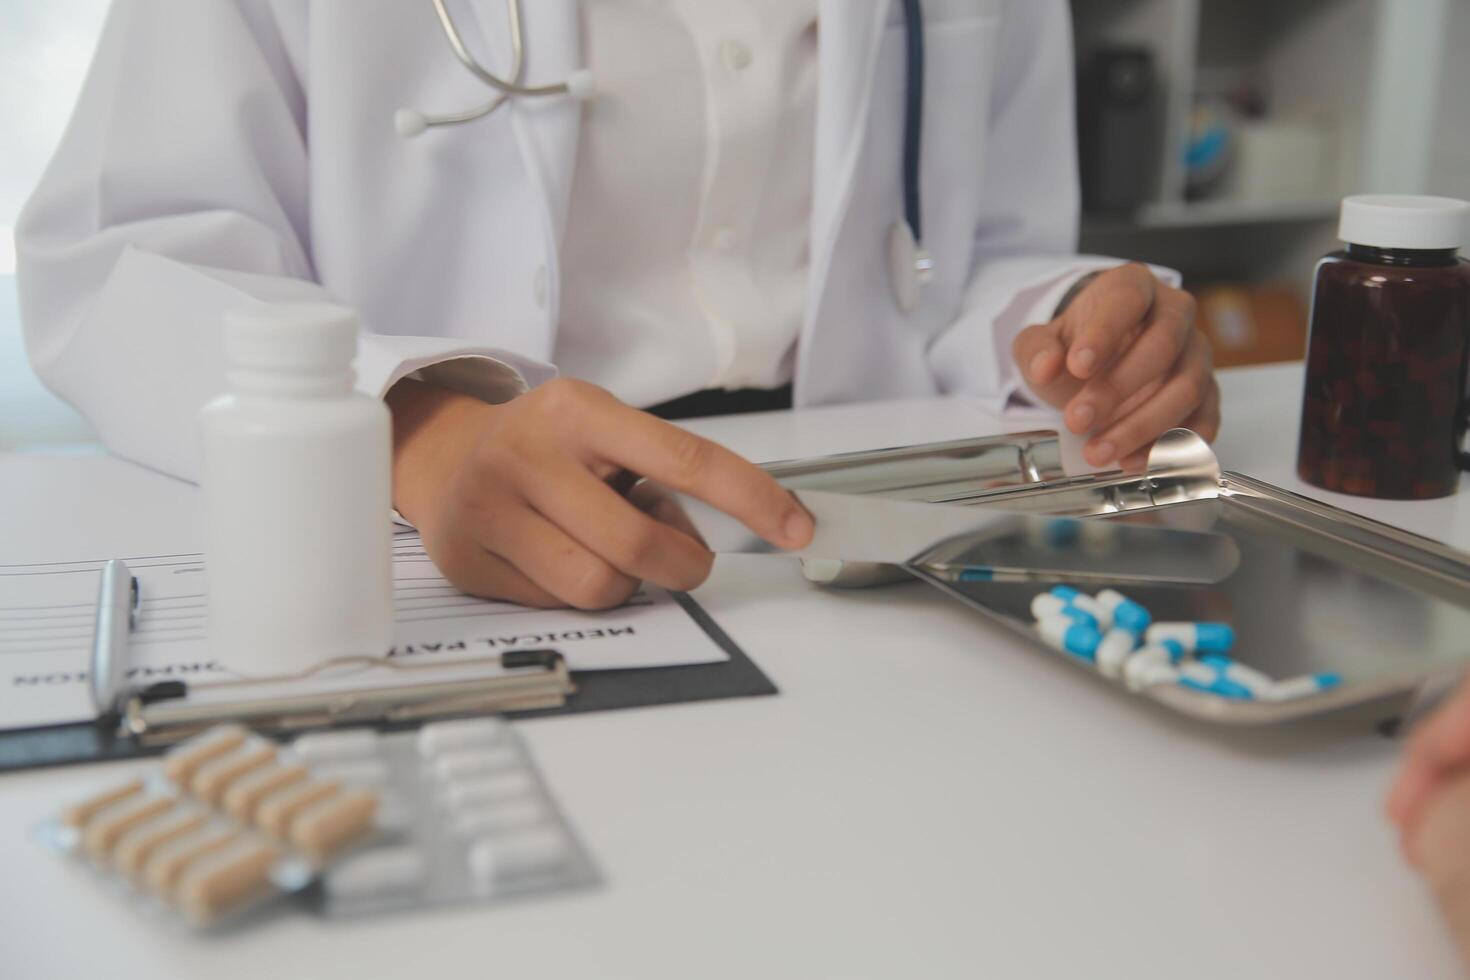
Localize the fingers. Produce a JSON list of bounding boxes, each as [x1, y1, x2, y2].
[[1065, 289, 1195, 435], [1114, 373, 1221, 473], [1389, 712, 1450, 830], [1110, 359, 1221, 475], [1180, 375, 1222, 443], [628, 481, 707, 544], [424, 533, 564, 608], [480, 505, 641, 610], [1392, 759, 1440, 867], [1389, 749, 1439, 830], [1117, 448, 1151, 474], [523, 463, 715, 592], [1085, 332, 1213, 466], [1387, 681, 1470, 857], [1012, 320, 1069, 395], [1410, 772, 1470, 948], [1398, 757, 1470, 871], [1408, 683, 1470, 795], [1009, 266, 1169, 414], [1059, 263, 1157, 379], [583, 400, 813, 550]]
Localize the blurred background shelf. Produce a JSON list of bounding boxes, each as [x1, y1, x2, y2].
[[1072, 0, 1466, 370], [1085, 196, 1341, 232]]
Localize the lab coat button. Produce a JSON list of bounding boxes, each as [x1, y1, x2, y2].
[[720, 39, 752, 72], [532, 266, 548, 309]]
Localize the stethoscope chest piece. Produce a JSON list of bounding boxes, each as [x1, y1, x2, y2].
[[888, 220, 933, 315]]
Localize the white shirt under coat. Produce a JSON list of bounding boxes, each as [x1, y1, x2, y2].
[[559, 0, 818, 405], [17, 0, 1128, 483]]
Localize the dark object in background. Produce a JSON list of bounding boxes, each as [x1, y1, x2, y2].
[[1077, 46, 1162, 214], [1297, 196, 1470, 500]]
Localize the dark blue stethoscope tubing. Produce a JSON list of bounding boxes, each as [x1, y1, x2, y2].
[[900, 0, 925, 245]]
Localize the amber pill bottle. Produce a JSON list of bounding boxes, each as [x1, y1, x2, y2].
[[1296, 195, 1470, 499]]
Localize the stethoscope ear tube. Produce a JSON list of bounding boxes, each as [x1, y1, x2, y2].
[[397, 0, 594, 138], [900, 0, 925, 245], [891, 0, 931, 313], [401, 0, 929, 312]]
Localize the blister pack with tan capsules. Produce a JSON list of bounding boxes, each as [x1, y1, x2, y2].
[[38, 719, 599, 929]]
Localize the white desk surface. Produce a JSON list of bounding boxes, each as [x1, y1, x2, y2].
[[3, 363, 1467, 979]]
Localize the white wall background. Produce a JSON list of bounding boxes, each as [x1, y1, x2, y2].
[[1428, 0, 1470, 203], [1, 0, 109, 450]]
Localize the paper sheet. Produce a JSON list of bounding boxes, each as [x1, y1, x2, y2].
[[0, 529, 728, 731]]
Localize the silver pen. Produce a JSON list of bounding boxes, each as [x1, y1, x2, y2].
[[90, 559, 139, 723]]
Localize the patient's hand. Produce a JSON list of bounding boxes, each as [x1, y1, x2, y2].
[[1409, 769, 1470, 967], [1389, 676, 1470, 964], [1388, 677, 1470, 864]]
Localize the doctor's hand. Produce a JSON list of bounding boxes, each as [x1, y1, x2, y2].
[[1011, 263, 1220, 471], [385, 377, 814, 609]]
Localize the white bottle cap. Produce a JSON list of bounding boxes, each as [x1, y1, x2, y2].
[[1337, 194, 1470, 251], [224, 303, 358, 374]]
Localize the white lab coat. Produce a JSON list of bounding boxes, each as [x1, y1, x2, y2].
[[18, 0, 1105, 483]]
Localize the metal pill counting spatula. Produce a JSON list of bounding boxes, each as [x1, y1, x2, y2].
[[682, 488, 1240, 587]]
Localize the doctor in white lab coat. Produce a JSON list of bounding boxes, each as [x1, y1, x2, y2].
[[17, 0, 1219, 609]]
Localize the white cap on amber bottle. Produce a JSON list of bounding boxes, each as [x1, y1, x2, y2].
[[1338, 194, 1470, 251]]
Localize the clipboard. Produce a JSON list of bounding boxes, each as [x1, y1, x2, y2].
[[0, 593, 774, 772]]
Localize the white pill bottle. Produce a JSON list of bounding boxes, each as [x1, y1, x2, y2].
[[200, 303, 393, 674]]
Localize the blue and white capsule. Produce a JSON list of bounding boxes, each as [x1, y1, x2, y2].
[[1036, 615, 1104, 662], [1157, 639, 1186, 664], [1122, 645, 1179, 692], [1096, 628, 1140, 679], [1199, 653, 1274, 698], [1177, 660, 1253, 700], [1047, 586, 1110, 630], [1263, 672, 1343, 702], [1030, 592, 1099, 628], [1145, 621, 1235, 655], [1097, 589, 1151, 636], [1030, 518, 1081, 548]]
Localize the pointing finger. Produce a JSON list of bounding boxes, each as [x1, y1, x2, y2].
[[587, 403, 814, 551]]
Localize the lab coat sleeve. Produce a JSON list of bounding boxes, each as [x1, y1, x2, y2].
[[15, 0, 553, 485], [925, 0, 1178, 416]]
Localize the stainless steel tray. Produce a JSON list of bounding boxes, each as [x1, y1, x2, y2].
[[762, 430, 1470, 726]]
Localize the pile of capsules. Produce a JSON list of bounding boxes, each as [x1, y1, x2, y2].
[[1032, 585, 1341, 702], [41, 718, 597, 929]]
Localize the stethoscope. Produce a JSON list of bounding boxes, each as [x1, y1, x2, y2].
[[396, 0, 931, 313]]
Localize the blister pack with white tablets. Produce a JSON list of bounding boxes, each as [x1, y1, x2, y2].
[[37, 720, 598, 930]]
